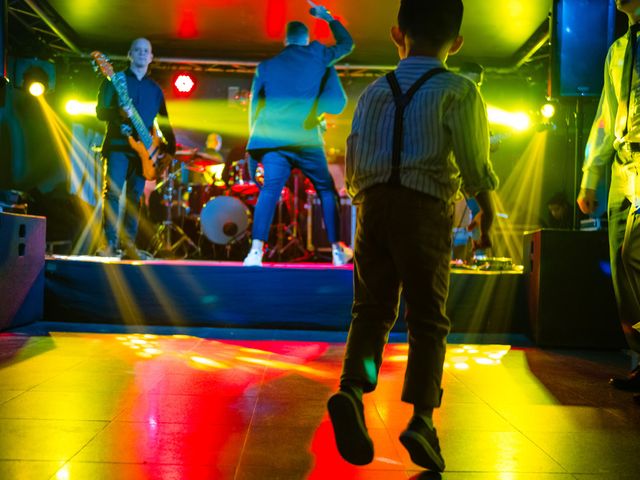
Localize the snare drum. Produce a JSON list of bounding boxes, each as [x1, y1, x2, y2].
[[227, 158, 260, 206]]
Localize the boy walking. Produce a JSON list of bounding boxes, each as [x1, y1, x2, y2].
[[328, 0, 498, 471]]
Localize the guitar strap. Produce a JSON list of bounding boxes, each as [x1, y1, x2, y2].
[[304, 67, 334, 130]]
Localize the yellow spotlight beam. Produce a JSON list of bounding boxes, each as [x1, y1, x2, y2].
[[487, 105, 531, 132], [138, 266, 186, 326], [101, 263, 146, 325], [166, 99, 250, 136], [493, 131, 548, 263], [66, 100, 97, 116], [35, 97, 105, 254]]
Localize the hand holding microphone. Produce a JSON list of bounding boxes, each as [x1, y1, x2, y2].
[[307, 0, 334, 22]]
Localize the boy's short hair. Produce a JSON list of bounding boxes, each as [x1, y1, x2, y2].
[[286, 21, 309, 43], [398, 0, 463, 48]]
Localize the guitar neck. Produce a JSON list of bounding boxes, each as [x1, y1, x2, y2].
[[111, 72, 153, 149], [128, 110, 153, 149]]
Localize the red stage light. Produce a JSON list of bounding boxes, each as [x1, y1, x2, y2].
[[266, 0, 287, 39], [173, 73, 196, 95], [313, 14, 344, 41], [178, 10, 199, 39]]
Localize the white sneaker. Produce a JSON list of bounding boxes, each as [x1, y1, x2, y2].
[[243, 248, 263, 267], [332, 242, 353, 266], [95, 243, 121, 259]]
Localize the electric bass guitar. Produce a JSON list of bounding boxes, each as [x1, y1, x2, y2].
[[91, 51, 168, 181]]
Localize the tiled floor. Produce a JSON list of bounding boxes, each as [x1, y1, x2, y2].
[[1, 325, 640, 479]]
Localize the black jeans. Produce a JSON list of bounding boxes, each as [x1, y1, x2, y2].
[[340, 184, 454, 408], [103, 151, 145, 248]]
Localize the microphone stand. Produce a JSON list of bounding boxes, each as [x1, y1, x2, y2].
[[265, 170, 310, 261], [148, 156, 201, 259]]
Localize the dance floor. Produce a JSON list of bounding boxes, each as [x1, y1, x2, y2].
[[1, 323, 639, 479]]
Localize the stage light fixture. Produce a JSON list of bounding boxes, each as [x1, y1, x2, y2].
[[541, 103, 556, 119], [65, 99, 98, 116], [24, 67, 49, 97], [173, 72, 196, 96], [14, 58, 56, 96], [65, 99, 82, 115], [511, 113, 531, 132], [487, 106, 531, 132], [28, 80, 46, 97]]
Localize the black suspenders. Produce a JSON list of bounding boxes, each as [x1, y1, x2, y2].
[[385, 68, 448, 185]]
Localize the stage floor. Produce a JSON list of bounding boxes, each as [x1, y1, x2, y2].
[[1, 323, 639, 479], [44, 256, 527, 336]]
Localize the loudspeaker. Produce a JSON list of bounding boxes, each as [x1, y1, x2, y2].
[[0, 212, 46, 330], [306, 194, 354, 251], [550, 0, 617, 98], [524, 229, 625, 348]]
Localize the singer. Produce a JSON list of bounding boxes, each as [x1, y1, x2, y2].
[[243, 3, 355, 267]]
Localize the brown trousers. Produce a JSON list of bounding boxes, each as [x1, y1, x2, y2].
[[340, 184, 454, 408]]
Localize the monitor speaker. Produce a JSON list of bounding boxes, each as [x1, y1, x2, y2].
[[306, 195, 354, 251], [0, 212, 46, 330], [550, 0, 618, 98], [524, 229, 625, 348]]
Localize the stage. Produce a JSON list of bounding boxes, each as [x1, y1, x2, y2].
[[44, 256, 528, 336]]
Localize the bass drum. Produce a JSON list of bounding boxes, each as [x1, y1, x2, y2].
[[200, 196, 251, 245]]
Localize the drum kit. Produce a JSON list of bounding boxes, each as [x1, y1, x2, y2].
[[146, 149, 252, 259], [147, 148, 309, 260]]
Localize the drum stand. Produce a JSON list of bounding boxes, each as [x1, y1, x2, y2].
[[266, 172, 311, 262], [148, 157, 201, 259]]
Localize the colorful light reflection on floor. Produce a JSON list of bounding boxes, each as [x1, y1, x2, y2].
[[1, 330, 639, 479]]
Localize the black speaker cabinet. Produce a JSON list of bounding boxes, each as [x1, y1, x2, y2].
[[524, 229, 625, 348], [550, 0, 617, 98], [306, 195, 355, 251], [0, 212, 46, 330]]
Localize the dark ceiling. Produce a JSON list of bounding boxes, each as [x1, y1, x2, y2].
[[7, 0, 553, 71]]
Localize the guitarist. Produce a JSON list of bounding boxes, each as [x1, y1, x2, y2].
[[242, 4, 354, 267], [96, 37, 176, 260]]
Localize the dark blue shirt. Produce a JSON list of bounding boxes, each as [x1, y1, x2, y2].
[[247, 20, 354, 150], [96, 68, 175, 155]]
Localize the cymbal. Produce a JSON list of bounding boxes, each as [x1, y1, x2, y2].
[[184, 164, 208, 173]]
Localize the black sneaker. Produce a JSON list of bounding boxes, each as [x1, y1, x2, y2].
[[399, 416, 445, 472], [609, 366, 640, 392], [327, 390, 374, 465]]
